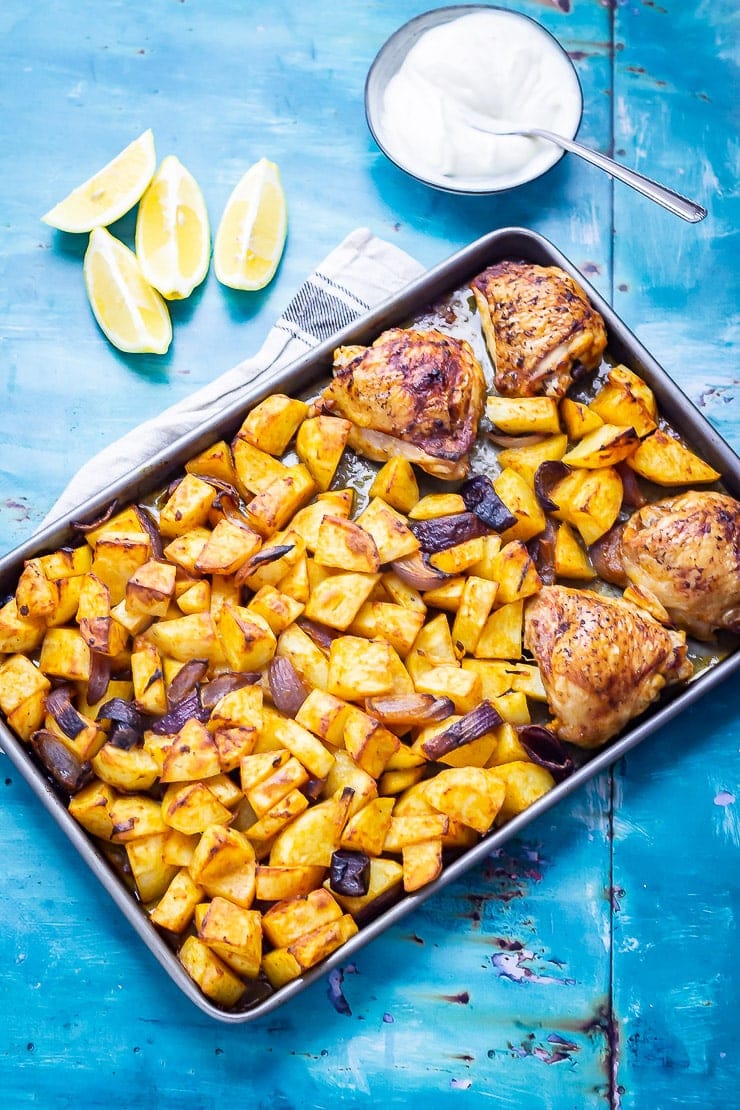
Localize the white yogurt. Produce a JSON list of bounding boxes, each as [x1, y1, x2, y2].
[[379, 9, 582, 191]]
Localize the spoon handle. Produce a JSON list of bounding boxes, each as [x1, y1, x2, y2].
[[532, 129, 706, 223]]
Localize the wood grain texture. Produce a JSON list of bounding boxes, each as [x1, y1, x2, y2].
[[0, 2, 737, 1108]]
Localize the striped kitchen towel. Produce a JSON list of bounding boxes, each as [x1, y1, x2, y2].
[[42, 227, 424, 525]]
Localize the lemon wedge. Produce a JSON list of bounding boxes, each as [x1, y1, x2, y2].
[[83, 226, 172, 354], [214, 158, 287, 290], [42, 129, 157, 234], [135, 155, 211, 300]]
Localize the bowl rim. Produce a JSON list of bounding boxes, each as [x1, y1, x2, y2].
[[364, 3, 585, 196]]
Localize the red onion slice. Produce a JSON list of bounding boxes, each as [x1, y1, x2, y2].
[[133, 505, 165, 560], [461, 474, 518, 532], [410, 512, 489, 554], [589, 524, 628, 586], [268, 656, 309, 717], [421, 700, 502, 760], [517, 725, 574, 781], [235, 543, 295, 584], [365, 693, 455, 728], [616, 461, 647, 509], [296, 617, 341, 651], [46, 686, 88, 739], [390, 553, 449, 591], [151, 690, 210, 734], [31, 729, 93, 793], [166, 659, 209, 709], [70, 500, 118, 533], [528, 520, 557, 586], [200, 671, 261, 711], [488, 431, 547, 449], [96, 697, 147, 730], [86, 651, 111, 705], [534, 460, 570, 512]]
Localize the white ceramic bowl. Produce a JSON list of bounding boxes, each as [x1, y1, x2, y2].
[[365, 4, 584, 195]]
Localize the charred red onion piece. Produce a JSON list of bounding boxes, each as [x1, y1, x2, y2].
[[199, 671, 260, 711], [534, 460, 570, 512], [96, 697, 147, 729], [46, 686, 88, 739], [330, 849, 370, 897], [236, 543, 295, 585], [517, 725, 574, 782], [589, 523, 628, 586], [268, 656, 309, 717], [96, 697, 149, 748], [151, 690, 210, 734], [365, 693, 455, 729], [109, 724, 145, 750], [297, 617, 341, 651], [487, 430, 547, 449], [528, 520, 557, 586], [616, 461, 647, 509], [31, 729, 93, 793], [301, 776, 327, 804], [461, 475, 518, 532], [421, 699, 502, 760], [411, 511, 489, 554], [134, 505, 165, 560], [216, 495, 253, 530], [389, 553, 449, 591], [166, 659, 209, 708], [70, 500, 118, 533], [86, 651, 111, 705]]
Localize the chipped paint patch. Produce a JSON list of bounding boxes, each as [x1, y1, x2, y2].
[[326, 964, 358, 1016], [491, 948, 576, 985], [498, 1029, 581, 1066]]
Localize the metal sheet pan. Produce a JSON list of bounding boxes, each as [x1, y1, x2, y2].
[[1, 227, 738, 1023]]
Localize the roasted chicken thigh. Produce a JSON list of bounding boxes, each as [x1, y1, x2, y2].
[[314, 327, 486, 479], [471, 260, 607, 398], [620, 490, 740, 641], [524, 585, 691, 748]]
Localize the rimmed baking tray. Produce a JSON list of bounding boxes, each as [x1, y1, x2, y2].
[[1, 227, 738, 1022]]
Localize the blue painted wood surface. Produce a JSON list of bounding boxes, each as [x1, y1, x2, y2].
[[0, 2, 737, 1107]]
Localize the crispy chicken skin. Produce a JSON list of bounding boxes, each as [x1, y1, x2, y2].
[[620, 490, 740, 641], [524, 585, 691, 748], [471, 260, 607, 398], [313, 327, 486, 479]]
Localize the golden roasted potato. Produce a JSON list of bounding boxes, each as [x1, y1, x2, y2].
[[553, 521, 597, 580], [626, 428, 721, 485], [326, 635, 396, 699], [486, 395, 561, 434], [368, 456, 419, 514], [197, 896, 263, 978], [560, 397, 604, 441], [295, 414, 352, 491], [179, 935, 247, 1006], [239, 394, 309, 456], [494, 761, 557, 823], [550, 466, 624, 545], [562, 423, 639, 468], [589, 365, 657, 437]]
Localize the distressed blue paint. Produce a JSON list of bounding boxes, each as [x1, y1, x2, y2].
[[0, 2, 737, 1108]]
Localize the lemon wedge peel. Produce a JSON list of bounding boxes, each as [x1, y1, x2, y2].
[[135, 155, 211, 301], [214, 158, 287, 291], [83, 226, 172, 355], [42, 129, 157, 234]]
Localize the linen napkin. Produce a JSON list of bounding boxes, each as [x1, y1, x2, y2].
[[42, 227, 425, 526]]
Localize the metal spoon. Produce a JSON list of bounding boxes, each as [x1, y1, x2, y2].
[[469, 119, 707, 223]]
